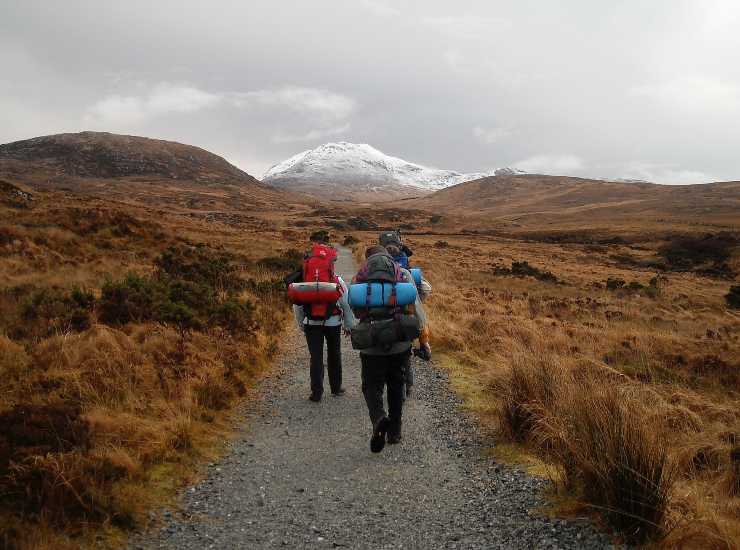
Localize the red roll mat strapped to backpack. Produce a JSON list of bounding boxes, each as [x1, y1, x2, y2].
[[287, 281, 343, 305]]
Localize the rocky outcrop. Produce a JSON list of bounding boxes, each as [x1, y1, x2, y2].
[[0, 180, 33, 208]]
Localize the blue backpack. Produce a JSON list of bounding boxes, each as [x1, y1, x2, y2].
[[393, 252, 409, 269]]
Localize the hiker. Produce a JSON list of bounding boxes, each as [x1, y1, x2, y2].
[[289, 242, 355, 402], [349, 245, 429, 453], [384, 244, 432, 398], [379, 230, 413, 269]]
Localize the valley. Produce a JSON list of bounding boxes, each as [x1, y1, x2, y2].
[[0, 132, 738, 548]]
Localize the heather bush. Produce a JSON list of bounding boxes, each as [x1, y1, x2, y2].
[[658, 233, 737, 271], [209, 298, 256, 336], [20, 286, 95, 335], [493, 260, 559, 283], [155, 244, 241, 291], [606, 277, 626, 290], [257, 248, 303, 272], [99, 274, 165, 325], [726, 286, 740, 309], [310, 229, 330, 243]]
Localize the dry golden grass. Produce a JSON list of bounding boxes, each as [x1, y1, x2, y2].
[[0, 185, 306, 549], [4, 170, 739, 547], [401, 232, 740, 545], [349, 226, 739, 545]]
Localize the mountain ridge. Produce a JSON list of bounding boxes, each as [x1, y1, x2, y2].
[[262, 141, 523, 199], [414, 173, 740, 230]]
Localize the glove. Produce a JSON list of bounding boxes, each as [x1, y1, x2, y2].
[[413, 343, 432, 361]]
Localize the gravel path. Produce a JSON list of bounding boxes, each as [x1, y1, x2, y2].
[[131, 246, 614, 549]]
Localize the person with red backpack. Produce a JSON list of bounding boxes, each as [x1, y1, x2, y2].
[[290, 242, 355, 402]]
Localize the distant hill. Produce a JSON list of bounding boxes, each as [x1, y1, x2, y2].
[[0, 131, 260, 185], [263, 141, 522, 200], [414, 174, 740, 232], [0, 132, 314, 214]]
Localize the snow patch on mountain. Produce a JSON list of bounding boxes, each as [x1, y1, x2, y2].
[[262, 142, 523, 192]]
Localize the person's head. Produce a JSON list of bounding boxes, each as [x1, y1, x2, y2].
[[310, 230, 330, 245], [364, 245, 387, 259], [385, 244, 401, 257]]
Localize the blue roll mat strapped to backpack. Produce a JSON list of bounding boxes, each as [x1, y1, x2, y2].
[[348, 282, 418, 308], [410, 268, 422, 286]]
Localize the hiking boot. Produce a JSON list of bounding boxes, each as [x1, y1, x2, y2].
[[370, 417, 390, 453], [308, 392, 322, 402], [331, 388, 346, 396], [387, 433, 402, 445], [387, 419, 402, 444]]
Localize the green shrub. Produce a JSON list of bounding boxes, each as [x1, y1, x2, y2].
[[210, 299, 256, 336], [607, 278, 660, 296], [21, 287, 95, 334], [158, 300, 201, 333], [166, 279, 214, 311], [310, 229, 330, 243], [606, 277, 626, 290], [99, 274, 164, 325], [99, 270, 260, 337], [155, 244, 241, 291], [493, 261, 559, 283], [257, 249, 303, 272], [658, 233, 737, 271], [328, 220, 348, 230], [347, 217, 377, 230]]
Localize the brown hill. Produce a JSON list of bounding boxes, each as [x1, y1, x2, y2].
[[0, 131, 259, 184], [0, 132, 319, 217], [414, 174, 740, 233]]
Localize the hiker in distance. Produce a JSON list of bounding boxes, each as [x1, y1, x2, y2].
[[349, 245, 428, 453], [289, 240, 355, 402]]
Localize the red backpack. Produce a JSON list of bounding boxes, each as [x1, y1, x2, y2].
[[288, 244, 342, 320], [303, 244, 337, 282]]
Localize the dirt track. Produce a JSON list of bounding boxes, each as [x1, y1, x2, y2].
[[131, 246, 614, 549]]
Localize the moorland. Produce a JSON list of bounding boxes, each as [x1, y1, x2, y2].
[[1, 132, 738, 548]]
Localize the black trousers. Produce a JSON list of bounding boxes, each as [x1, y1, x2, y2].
[[360, 350, 411, 437], [304, 324, 342, 396]]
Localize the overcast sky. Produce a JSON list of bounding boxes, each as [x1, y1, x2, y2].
[[2, 0, 739, 183]]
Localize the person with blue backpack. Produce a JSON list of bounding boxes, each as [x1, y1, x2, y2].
[[379, 230, 412, 268], [349, 245, 428, 453]]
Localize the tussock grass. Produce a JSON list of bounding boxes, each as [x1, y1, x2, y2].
[[0, 191, 299, 548], [403, 232, 740, 545]]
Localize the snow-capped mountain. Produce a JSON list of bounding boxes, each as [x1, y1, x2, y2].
[[262, 142, 523, 198]]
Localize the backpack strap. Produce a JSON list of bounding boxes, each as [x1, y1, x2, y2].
[[365, 280, 372, 318]]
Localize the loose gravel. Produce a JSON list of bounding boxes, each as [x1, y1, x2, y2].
[[130, 247, 615, 549]]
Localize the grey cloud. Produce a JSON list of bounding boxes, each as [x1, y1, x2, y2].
[[2, 0, 740, 183]]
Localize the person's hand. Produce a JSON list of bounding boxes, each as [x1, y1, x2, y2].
[[414, 343, 431, 361]]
